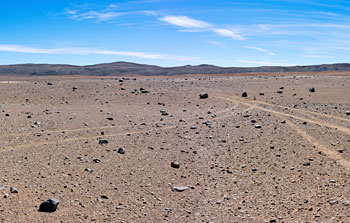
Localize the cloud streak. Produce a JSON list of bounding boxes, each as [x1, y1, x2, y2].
[[159, 15, 210, 29], [245, 46, 275, 56], [0, 45, 195, 61], [237, 59, 293, 66], [66, 9, 124, 22], [159, 15, 245, 40]]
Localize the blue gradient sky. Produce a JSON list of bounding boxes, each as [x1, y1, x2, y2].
[[1, 0, 350, 67]]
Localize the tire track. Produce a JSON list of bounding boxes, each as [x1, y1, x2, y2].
[[0, 104, 239, 141], [216, 95, 350, 170], [217, 94, 350, 123], [216, 95, 350, 135], [0, 104, 248, 152], [282, 118, 350, 170]]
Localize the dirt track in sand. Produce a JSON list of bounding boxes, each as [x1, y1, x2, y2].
[[1, 73, 350, 222]]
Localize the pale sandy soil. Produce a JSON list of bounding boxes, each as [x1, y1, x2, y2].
[[1, 73, 350, 222]]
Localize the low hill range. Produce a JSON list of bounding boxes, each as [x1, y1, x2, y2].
[[1, 61, 350, 76]]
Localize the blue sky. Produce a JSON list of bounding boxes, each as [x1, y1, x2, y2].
[[1, 0, 350, 67]]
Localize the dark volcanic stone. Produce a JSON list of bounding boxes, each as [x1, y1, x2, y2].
[[39, 198, 59, 212], [99, 139, 109, 145], [199, 93, 208, 99], [171, 162, 180, 168], [140, 88, 150, 93], [171, 186, 188, 192], [309, 87, 315, 93], [117, 147, 125, 154], [242, 92, 248, 97]]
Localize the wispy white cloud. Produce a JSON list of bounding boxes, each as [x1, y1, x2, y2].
[[245, 46, 275, 56], [204, 41, 226, 48], [237, 59, 293, 66], [159, 15, 210, 28], [213, 29, 245, 40], [159, 15, 245, 40], [0, 44, 195, 61], [66, 9, 124, 22]]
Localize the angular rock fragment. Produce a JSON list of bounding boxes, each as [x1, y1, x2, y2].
[[39, 198, 60, 212], [199, 93, 208, 99], [171, 162, 180, 168], [99, 139, 109, 145], [171, 186, 188, 192]]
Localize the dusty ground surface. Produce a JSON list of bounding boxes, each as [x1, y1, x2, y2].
[[1, 73, 350, 222]]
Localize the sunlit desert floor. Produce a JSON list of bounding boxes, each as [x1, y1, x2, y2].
[[1, 73, 350, 222]]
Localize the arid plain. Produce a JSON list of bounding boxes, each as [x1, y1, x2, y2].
[[1, 73, 350, 222]]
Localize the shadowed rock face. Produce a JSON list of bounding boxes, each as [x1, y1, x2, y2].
[[1, 61, 350, 76]]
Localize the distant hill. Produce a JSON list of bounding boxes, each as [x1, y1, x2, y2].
[[1, 61, 350, 76]]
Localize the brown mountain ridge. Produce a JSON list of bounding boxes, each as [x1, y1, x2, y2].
[[1, 61, 350, 76]]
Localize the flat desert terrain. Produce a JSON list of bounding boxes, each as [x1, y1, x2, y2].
[[1, 73, 350, 222]]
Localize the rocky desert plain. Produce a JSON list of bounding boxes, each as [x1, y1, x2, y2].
[[1, 72, 350, 222]]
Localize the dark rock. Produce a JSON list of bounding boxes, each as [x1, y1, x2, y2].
[[309, 87, 315, 93], [117, 147, 125, 154], [160, 110, 168, 116], [39, 198, 60, 212], [93, 159, 101, 163], [100, 195, 109, 199], [329, 200, 338, 205], [140, 88, 150, 93], [171, 186, 188, 192], [303, 162, 311, 166], [199, 93, 208, 99], [242, 92, 248, 97], [10, 187, 18, 193], [171, 162, 180, 168], [99, 139, 109, 145]]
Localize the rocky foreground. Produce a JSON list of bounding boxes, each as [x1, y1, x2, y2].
[[1, 74, 350, 222]]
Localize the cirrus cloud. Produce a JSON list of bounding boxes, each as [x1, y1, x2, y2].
[[159, 15, 245, 40], [0, 44, 196, 61]]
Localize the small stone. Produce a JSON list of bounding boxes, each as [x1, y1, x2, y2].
[[99, 139, 109, 145], [199, 93, 208, 99], [140, 88, 150, 93], [117, 147, 125, 154], [172, 186, 188, 192], [3, 193, 9, 198], [39, 198, 60, 212], [171, 162, 180, 168], [303, 162, 311, 166], [346, 111, 350, 116], [342, 200, 350, 206], [255, 124, 262, 129], [242, 92, 248, 97], [10, 187, 18, 193], [329, 200, 338, 205], [93, 159, 101, 163], [160, 110, 168, 116], [100, 195, 109, 199], [309, 87, 315, 93]]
